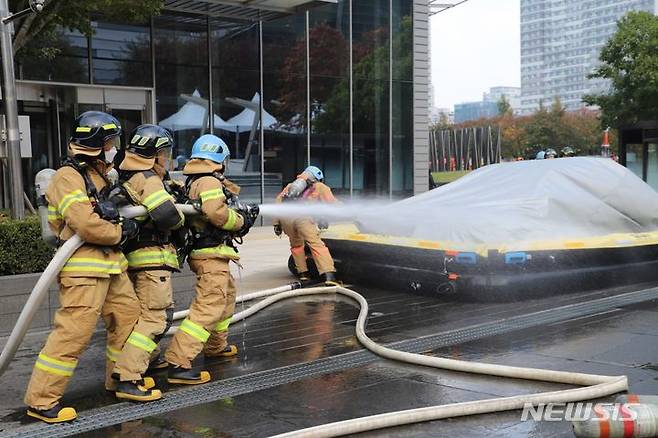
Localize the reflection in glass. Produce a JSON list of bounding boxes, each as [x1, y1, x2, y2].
[[626, 144, 644, 181], [154, 13, 209, 160], [263, 15, 308, 203], [647, 144, 658, 192], [17, 26, 89, 83], [352, 0, 390, 196], [211, 20, 260, 172], [309, 2, 350, 195], [91, 21, 152, 86], [392, 0, 413, 196]]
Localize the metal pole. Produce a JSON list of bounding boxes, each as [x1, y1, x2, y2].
[[388, 0, 393, 199], [207, 16, 214, 134], [305, 11, 311, 166], [348, 0, 353, 198], [0, 0, 25, 219], [259, 21, 265, 211], [149, 16, 157, 124]]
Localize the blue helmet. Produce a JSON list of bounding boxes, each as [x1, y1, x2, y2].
[[536, 151, 545, 160], [304, 165, 324, 182], [190, 134, 230, 164]]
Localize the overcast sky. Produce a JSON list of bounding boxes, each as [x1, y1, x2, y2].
[[430, 0, 521, 110]]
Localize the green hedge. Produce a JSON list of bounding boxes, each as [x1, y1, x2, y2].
[[0, 215, 55, 275]]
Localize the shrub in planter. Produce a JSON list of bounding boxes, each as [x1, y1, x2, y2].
[[0, 215, 55, 275]]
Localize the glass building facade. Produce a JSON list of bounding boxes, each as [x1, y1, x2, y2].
[[7, 0, 416, 206]]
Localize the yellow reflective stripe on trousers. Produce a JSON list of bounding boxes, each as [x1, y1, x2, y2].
[[106, 346, 121, 362], [126, 331, 157, 353], [180, 319, 210, 343], [215, 317, 231, 333], [199, 189, 225, 203], [190, 244, 238, 259], [126, 249, 179, 268], [34, 353, 77, 377], [221, 209, 239, 231], [61, 257, 125, 274], [58, 189, 88, 216], [143, 189, 172, 212], [47, 205, 61, 221]]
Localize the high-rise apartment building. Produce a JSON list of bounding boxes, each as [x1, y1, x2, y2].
[[520, 0, 658, 114]]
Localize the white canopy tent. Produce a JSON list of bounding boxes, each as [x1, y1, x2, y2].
[[224, 93, 278, 133], [159, 90, 233, 132]]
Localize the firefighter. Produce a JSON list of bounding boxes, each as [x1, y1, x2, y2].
[[24, 111, 158, 424], [164, 134, 257, 384], [110, 124, 184, 392], [274, 166, 340, 286]]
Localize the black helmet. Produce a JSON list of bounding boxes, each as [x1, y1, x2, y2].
[[545, 148, 558, 159], [561, 146, 575, 157], [70, 111, 121, 151], [127, 124, 174, 158]]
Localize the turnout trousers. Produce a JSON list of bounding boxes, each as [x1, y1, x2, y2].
[[112, 270, 174, 381], [24, 273, 139, 410], [165, 258, 236, 369], [282, 218, 336, 275]]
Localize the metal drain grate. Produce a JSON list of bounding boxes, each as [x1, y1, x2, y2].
[[3, 287, 657, 438]]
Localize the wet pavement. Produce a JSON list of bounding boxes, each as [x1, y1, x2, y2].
[[1, 282, 658, 437]]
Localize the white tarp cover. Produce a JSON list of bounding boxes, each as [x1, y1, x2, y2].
[[358, 157, 658, 246]]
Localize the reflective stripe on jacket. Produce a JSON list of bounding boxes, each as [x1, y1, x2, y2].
[[122, 171, 184, 270], [183, 159, 244, 261], [46, 162, 124, 278]]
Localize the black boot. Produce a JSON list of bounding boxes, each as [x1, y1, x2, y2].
[[167, 366, 211, 385], [108, 373, 156, 391], [115, 380, 162, 402], [322, 271, 340, 286], [205, 344, 238, 358], [147, 356, 169, 372], [297, 271, 312, 286], [27, 402, 77, 423]]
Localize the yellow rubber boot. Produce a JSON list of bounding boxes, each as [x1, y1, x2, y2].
[[27, 403, 77, 423], [115, 381, 162, 402], [206, 345, 238, 358], [167, 367, 211, 385]]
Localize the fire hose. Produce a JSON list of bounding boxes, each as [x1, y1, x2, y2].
[[0, 205, 197, 377], [0, 204, 648, 438], [167, 284, 631, 438]]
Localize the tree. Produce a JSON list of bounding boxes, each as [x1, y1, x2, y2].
[[9, 0, 162, 56], [497, 95, 512, 117], [278, 23, 348, 128], [584, 11, 658, 127]]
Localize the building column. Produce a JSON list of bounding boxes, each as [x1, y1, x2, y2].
[[413, 0, 430, 195]]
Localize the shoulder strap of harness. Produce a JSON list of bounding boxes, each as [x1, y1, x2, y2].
[[119, 169, 156, 182], [62, 157, 100, 199]]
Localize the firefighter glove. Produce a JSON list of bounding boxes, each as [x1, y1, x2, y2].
[[120, 218, 140, 244]]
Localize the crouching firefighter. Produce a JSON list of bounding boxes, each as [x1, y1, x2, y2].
[[165, 134, 258, 384], [24, 111, 151, 423], [111, 124, 185, 396], [274, 166, 340, 286]]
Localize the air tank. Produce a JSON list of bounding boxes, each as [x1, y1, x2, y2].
[[35, 168, 58, 247]]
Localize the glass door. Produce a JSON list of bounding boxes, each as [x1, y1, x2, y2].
[[626, 144, 645, 181], [108, 108, 143, 147], [646, 143, 658, 192]]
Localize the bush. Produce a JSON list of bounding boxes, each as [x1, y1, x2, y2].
[[0, 215, 55, 275]]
